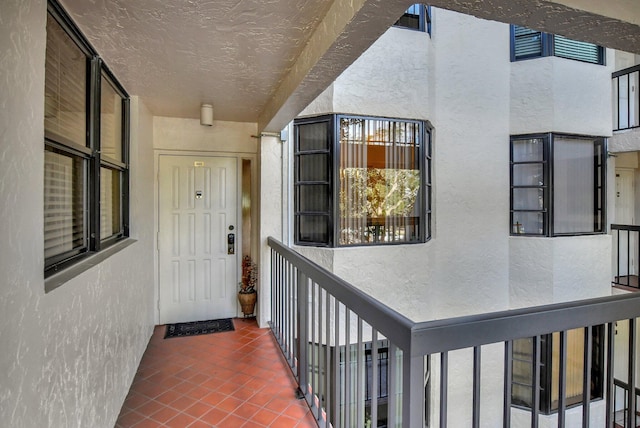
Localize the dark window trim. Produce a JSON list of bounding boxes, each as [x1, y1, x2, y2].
[[510, 25, 605, 65], [294, 114, 431, 248], [393, 4, 431, 35], [44, 0, 130, 280], [510, 133, 606, 237], [511, 326, 605, 415]]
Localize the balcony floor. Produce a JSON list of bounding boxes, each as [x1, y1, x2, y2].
[[115, 318, 317, 427]]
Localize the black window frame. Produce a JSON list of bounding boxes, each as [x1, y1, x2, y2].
[[44, 0, 130, 279], [294, 114, 431, 248], [510, 133, 605, 237], [510, 25, 605, 65], [511, 326, 605, 415], [394, 4, 431, 35]]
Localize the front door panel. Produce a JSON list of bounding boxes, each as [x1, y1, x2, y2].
[[158, 155, 237, 324]]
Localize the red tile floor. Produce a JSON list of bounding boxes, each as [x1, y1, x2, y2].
[[115, 318, 317, 427]]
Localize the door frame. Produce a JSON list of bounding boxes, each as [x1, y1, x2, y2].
[[153, 150, 259, 325]]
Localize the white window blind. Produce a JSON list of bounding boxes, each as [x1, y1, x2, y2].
[[554, 35, 601, 64], [553, 137, 595, 234], [513, 26, 543, 59], [45, 13, 86, 146], [44, 150, 85, 259]]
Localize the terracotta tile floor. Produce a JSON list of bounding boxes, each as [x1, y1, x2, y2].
[[115, 318, 317, 427]]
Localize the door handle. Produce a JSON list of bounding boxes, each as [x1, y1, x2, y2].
[[227, 233, 235, 255]]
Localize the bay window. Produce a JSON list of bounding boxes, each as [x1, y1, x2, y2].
[[510, 134, 605, 236], [294, 115, 430, 247]]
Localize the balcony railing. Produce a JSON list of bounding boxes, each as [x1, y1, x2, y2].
[[269, 237, 640, 427], [612, 224, 640, 288], [613, 65, 640, 132]]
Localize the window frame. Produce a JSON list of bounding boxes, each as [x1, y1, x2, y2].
[[293, 114, 431, 248], [511, 326, 605, 415], [393, 4, 431, 34], [44, 0, 130, 280], [510, 133, 606, 237], [510, 24, 605, 65]]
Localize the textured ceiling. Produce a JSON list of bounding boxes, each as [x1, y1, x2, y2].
[[59, 0, 640, 129], [60, 0, 334, 123]]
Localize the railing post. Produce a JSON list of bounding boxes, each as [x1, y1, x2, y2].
[[297, 270, 308, 399], [403, 350, 425, 428], [627, 318, 636, 428]]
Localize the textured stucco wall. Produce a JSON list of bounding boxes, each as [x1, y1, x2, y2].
[[610, 127, 640, 152], [0, 1, 155, 426], [511, 54, 614, 136], [153, 116, 258, 152], [509, 236, 612, 308], [258, 135, 283, 327]]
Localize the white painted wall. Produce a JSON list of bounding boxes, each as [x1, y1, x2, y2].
[[0, 2, 156, 426], [511, 54, 614, 136]]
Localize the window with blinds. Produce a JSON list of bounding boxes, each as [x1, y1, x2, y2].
[[45, 12, 87, 147], [512, 26, 544, 60], [511, 327, 604, 414], [510, 133, 605, 237], [44, 0, 129, 281], [511, 25, 604, 65], [294, 115, 430, 247]]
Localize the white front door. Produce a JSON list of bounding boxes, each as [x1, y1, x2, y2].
[[158, 155, 238, 324]]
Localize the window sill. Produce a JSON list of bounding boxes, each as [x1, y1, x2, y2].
[[44, 238, 137, 293]]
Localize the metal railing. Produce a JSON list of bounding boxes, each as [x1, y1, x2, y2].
[[611, 224, 640, 288], [613, 379, 640, 428], [269, 237, 640, 427], [613, 65, 640, 132]]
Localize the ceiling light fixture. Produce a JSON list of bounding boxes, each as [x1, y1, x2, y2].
[[200, 103, 213, 126]]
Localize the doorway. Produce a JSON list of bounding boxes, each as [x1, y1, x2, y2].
[[157, 155, 238, 324]]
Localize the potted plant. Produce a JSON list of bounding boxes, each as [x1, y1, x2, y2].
[[238, 255, 258, 316]]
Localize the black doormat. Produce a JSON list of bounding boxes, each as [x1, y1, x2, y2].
[[164, 318, 234, 339]]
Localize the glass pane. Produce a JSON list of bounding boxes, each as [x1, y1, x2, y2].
[[45, 13, 87, 146], [298, 154, 329, 182], [513, 188, 544, 210], [551, 329, 585, 409], [297, 185, 329, 212], [100, 167, 121, 239], [339, 118, 422, 245], [512, 138, 544, 162], [513, 26, 543, 59], [297, 215, 330, 244], [554, 35, 601, 64], [513, 164, 544, 186], [100, 75, 123, 162], [619, 75, 630, 129], [553, 137, 595, 234], [44, 149, 85, 259], [298, 121, 329, 151], [512, 212, 544, 235]]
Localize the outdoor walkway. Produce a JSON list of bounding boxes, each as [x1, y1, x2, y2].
[[114, 318, 317, 427]]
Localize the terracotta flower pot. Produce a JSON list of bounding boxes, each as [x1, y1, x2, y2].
[[238, 291, 257, 316]]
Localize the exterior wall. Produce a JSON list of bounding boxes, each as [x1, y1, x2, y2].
[[510, 54, 614, 136], [0, 2, 155, 427], [510, 236, 612, 308]]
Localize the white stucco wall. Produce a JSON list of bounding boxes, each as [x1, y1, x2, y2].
[[509, 236, 612, 308], [511, 53, 614, 136], [0, 2, 156, 426], [153, 116, 258, 152]]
